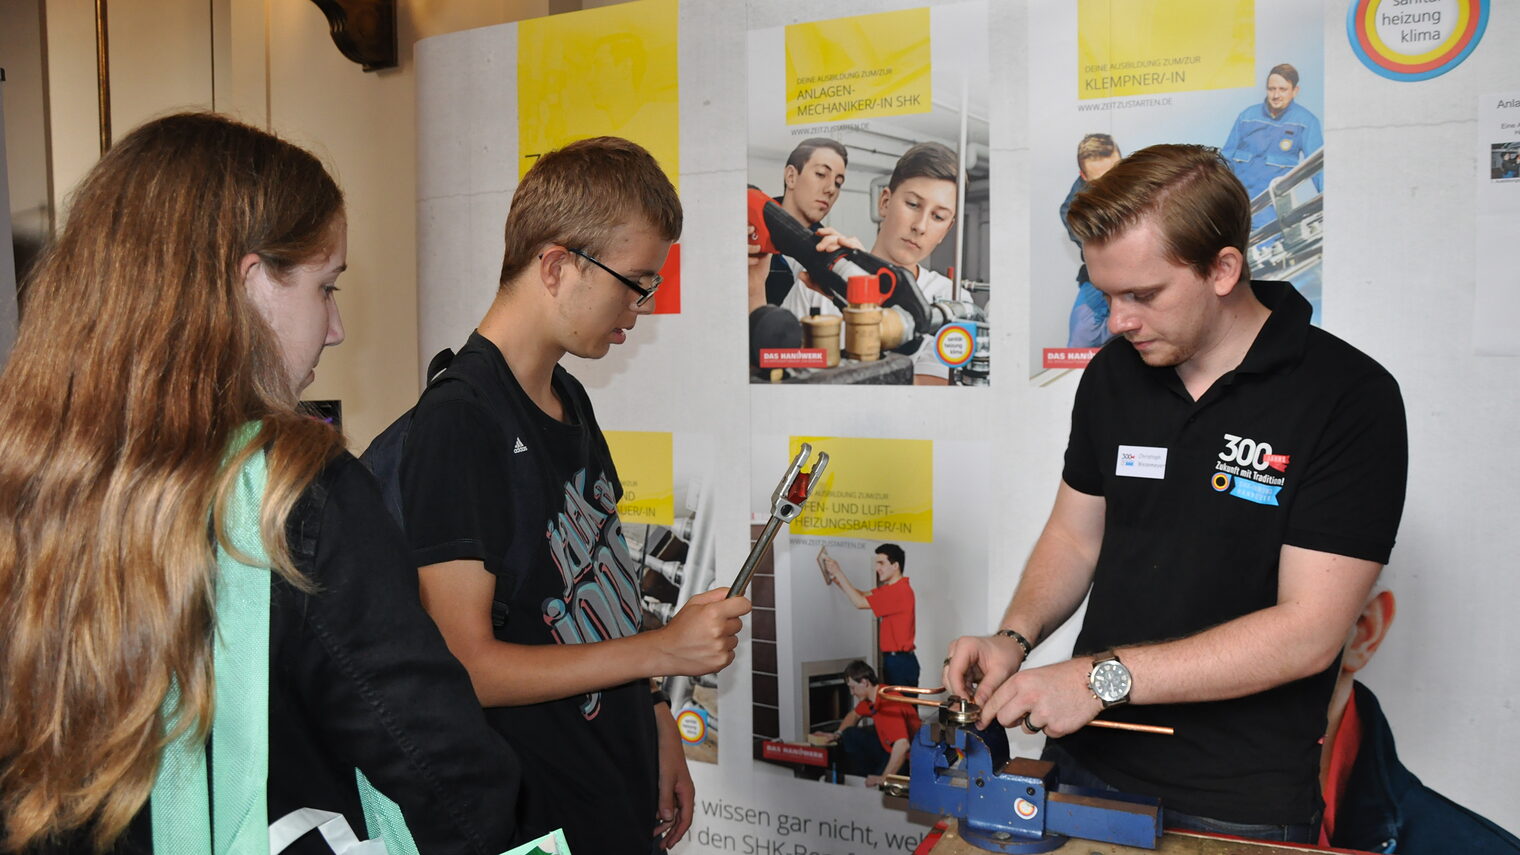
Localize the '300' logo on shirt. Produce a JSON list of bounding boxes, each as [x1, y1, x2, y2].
[[1219, 433, 1291, 473]]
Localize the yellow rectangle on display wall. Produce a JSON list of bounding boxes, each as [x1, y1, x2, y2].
[[786, 436, 932, 543], [517, 0, 680, 187], [785, 7, 932, 125], [1077, 0, 1255, 99], [605, 431, 675, 526]]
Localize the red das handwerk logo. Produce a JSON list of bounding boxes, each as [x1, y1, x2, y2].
[[1216, 433, 1290, 482], [759, 348, 827, 368]]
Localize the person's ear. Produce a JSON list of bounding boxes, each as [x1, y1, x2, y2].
[[877, 187, 892, 219], [784, 164, 799, 191], [239, 252, 263, 287], [1343, 590, 1396, 674], [1210, 247, 1245, 297], [537, 246, 572, 297]]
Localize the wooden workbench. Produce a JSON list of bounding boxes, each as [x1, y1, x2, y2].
[[928, 820, 1354, 855]]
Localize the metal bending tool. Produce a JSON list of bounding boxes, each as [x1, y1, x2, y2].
[[727, 443, 829, 599], [875, 686, 1169, 853]]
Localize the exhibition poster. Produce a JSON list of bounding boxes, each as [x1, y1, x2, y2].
[[746, 3, 991, 387], [1031, 0, 1325, 378], [605, 430, 722, 764], [605, 430, 676, 526], [732, 434, 987, 853]]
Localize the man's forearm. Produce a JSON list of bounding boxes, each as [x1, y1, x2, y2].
[[1003, 502, 1100, 642], [881, 740, 910, 778], [835, 710, 861, 735], [1118, 605, 1338, 706], [999, 538, 1096, 646], [1119, 549, 1383, 705], [834, 575, 870, 610], [998, 485, 1105, 645]]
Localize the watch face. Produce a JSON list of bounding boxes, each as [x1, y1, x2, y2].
[[1091, 659, 1131, 703]]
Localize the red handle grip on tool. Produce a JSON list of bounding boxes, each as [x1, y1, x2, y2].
[[786, 472, 811, 504]]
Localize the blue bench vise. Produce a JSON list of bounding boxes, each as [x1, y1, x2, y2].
[[894, 696, 1163, 853]]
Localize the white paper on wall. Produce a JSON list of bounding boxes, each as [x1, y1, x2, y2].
[[1474, 92, 1520, 356]]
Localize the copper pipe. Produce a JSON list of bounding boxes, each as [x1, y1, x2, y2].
[[878, 685, 1174, 735], [877, 685, 949, 709], [1088, 720, 1174, 735]]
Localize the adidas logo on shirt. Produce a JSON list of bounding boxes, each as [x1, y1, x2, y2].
[[513, 437, 528, 454]]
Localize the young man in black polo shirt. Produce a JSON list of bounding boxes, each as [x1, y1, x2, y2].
[[945, 144, 1407, 842], [398, 137, 751, 853]]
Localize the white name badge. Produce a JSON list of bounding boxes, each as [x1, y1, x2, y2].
[[1115, 445, 1167, 479]]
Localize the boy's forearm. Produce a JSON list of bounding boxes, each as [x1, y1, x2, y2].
[[458, 631, 664, 707]]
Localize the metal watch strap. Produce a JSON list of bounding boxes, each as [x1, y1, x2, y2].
[[995, 628, 1034, 657]]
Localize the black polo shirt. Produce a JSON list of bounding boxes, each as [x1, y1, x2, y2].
[[1056, 282, 1408, 825]]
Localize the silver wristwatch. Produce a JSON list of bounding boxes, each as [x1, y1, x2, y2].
[[1088, 651, 1132, 709]]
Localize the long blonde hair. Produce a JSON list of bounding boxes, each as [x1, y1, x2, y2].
[[0, 113, 346, 851]]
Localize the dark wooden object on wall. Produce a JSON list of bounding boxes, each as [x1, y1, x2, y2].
[[308, 0, 397, 72]]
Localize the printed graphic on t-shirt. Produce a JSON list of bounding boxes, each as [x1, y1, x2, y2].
[[1211, 432, 1292, 506], [542, 466, 641, 719]]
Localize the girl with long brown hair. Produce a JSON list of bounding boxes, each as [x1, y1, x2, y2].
[[0, 113, 518, 854]]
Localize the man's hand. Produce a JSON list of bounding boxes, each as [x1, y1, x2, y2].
[[655, 588, 750, 676], [810, 730, 840, 744], [812, 226, 865, 254], [864, 774, 885, 788], [821, 556, 841, 585], [975, 657, 1102, 736], [653, 704, 694, 849], [943, 633, 1028, 704]]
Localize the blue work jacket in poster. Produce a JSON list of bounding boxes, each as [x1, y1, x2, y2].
[[1223, 99, 1324, 200]]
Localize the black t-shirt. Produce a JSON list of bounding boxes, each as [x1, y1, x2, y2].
[[1057, 282, 1408, 824], [70, 453, 519, 855], [399, 332, 658, 854]]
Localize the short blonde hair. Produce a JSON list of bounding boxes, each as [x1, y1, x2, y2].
[[498, 136, 682, 289]]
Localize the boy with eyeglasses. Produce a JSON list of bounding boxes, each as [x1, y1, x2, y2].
[[398, 137, 751, 853]]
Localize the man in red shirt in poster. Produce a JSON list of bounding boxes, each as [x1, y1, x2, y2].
[[822, 543, 919, 688]]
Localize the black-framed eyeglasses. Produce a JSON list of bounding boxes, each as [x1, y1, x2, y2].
[[568, 247, 662, 307]]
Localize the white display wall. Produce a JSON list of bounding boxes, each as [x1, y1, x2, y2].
[[415, 1, 1520, 849]]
